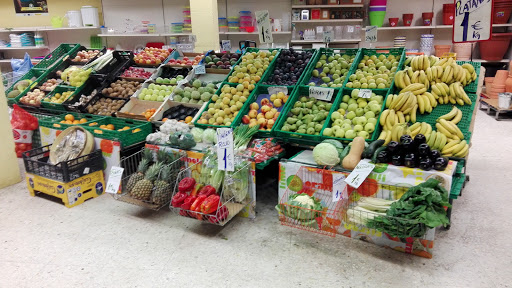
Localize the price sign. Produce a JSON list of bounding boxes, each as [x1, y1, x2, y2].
[[453, 0, 492, 43], [255, 10, 273, 43], [268, 86, 288, 95], [347, 26, 354, 33], [365, 26, 378, 43], [332, 173, 347, 202], [323, 31, 333, 43], [216, 128, 234, 172], [221, 40, 232, 52], [105, 166, 124, 194], [344, 159, 375, 189], [309, 86, 334, 101], [193, 64, 206, 75], [358, 89, 372, 99]]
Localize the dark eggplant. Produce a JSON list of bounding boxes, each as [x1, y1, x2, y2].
[[391, 154, 404, 166], [401, 138, 414, 153], [413, 134, 427, 148], [419, 158, 433, 171], [404, 153, 417, 168], [376, 150, 391, 163], [430, 150, 441, 160], [434, 157, 449, 171], [387, 141, 400, 154], [417, 143, 431, 157], [400, 134, 413, 143]]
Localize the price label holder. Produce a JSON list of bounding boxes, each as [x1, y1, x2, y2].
[[268, 86, 288, 96], [216, 128, 234, 172], [193, 64, 206, 75], [106, 166, 124, 194], [344, 159, 375, 189], [332, 173, 347, 202], [365, 26, 378, 43], [323, 31, 333, 44], [309, 86, 334, 101], [347, 26, 354, 33], [255, 10, 273, 43], [358, 89, 372, 99], [453, 0, 492, 43]]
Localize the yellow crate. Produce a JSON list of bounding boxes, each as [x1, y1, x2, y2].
[[441, 52, 457, 59], [26, 170, 105, 208]]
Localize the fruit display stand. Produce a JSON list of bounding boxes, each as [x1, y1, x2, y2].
[[5, 69, 49, 105], [116, 98, 165, 121], [23, 145, 105, 208], [300, 48, 360, 88], [150, 100, 205, 123], [32, 43, 81, 71]]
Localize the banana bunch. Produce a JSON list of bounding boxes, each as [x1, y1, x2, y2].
[[404, 55, 439, 71], [395, 67, 431, 90], [426, 131, 448, 151], [431, 58, 477, 87], [435, 118, 464, 141], [378, 123, 408, 144], [438, 106, 462, 124], [380, 108, 408, 131], [441, 139, 469, 157], [395, 83, 437, 116], [406, 122, 432, 138]]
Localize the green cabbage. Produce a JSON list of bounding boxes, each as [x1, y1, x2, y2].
[[202, 128, 217, 144], [190, 127, 204, 143], [313, 143, 340, 166]]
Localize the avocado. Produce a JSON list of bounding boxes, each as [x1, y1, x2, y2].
[[7, 90, 20, 98]]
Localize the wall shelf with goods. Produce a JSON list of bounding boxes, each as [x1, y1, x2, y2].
[[291, 4, 364, 8]]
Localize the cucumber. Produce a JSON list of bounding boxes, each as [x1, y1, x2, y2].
[[371, 146, 388, 163], [339, 145, 351, 163], [363, 139, 385, 159]]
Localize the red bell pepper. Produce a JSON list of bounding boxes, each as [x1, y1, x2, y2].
[[197, 185, 216, 197], [208, 205, 229, 224], [179, 209, 190, 217], [180, 195, 196, 210], [171, 192, 188, 207], [190, 183, 204, 197], [189, 195, 207, 219], [200, 194, 221, 214], [178, 177, 196, 193]]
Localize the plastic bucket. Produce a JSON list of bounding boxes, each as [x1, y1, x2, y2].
[[422, 12, 433, 26], [453, 43, 473, 60], [370, 0, 387, 5], [434, 45, 451, 57], [494, 70, 509, 85], [480, 33, 512, 61], [369, 11, 386, 27], [443, 4, 455, 25], [389, 18, 399, 27], [403, 13, 414, 26], [369, 6, 387, 12], [498, 93, 512, 109], [493, 6, 512, 24]]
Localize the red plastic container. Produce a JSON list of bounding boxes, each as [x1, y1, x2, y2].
[[443, 4, 455, 25], [403, 13, 413, 26], [493, 4, 512, 24], [480, 33, 512, 61], [422, 12, 433, 26], [505, 76, 512, 93], [370, 0, 387, 5], [389, 17, 399, 27]]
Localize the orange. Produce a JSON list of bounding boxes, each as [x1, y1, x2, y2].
[[73, 120, 80, 124], [79, 118, 87, 124], [123, 126, 130, 130], [132, 128, 141, 133], [65, 120, 73, 124], [89, 122, 98, 126], [94, 129, 103, 134], [162, 118, 168, 122], [53, 124, 61, 128], [64, 114, 74, 122], [60, 120, 66, 124], [185, 116, 193, 123], [106, 124, 115, 130], [99, 125, 106, 129]]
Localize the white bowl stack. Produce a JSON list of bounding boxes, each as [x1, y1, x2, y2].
[[394, 36, 406, 48], [420, 34, 434, 55]]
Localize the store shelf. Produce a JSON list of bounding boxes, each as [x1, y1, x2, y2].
[[291, 4, 364, 8], [98, 33, 192, 37], [292, 19, 363, 23], [219, 31, 292, 35], [471, 59, 510, 63], [291, 39, 361, 43], [159, 33, 194, 36], [0, 46, 49, 50], [0, 26, 99, 32], [0, 59, 41, 63]]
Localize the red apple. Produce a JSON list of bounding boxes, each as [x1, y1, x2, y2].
[[241, 115, 250, 124]]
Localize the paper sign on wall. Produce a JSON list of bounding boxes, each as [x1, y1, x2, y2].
[[365, 26, 378, 43], [453, 0, 493, 43], [217, 128, 234, 171], [255, 10, 273, 43], [106, 166, 124, 194], [344, 159, 375, 189], [323, 31, 333, 43], [309, 86, 334, 101], [332, 173, 347, 202]]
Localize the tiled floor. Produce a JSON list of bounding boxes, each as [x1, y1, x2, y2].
[[1, 109, 511, 287]]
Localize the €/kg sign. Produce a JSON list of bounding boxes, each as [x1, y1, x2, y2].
[[453, 0, 492, 42], [309, 86, 334, 101], [358, 89, 372, 99], [344, 159, 375, 189], [323, 31, 333, 43], [106, 166, 124, 194], [332, 173, 347, 202], [255, 10, 273, 43], [216, 128, 234, 171], [365, 26, 377, 43]]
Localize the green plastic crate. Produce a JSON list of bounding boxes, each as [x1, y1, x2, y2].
[[236, 84, 297, 137], [33, 43, 81, 70], [40, 85, 82, 111], [273, 85, 341, 144], [192, 82, 257, 129], [260, 48, 318, 86], [450, 171, 465, 199], [344, 48, 406, 95], [321, 88, 390, 143], [456, 60, 481, 93], [82, 117, 152, 148], [5, 69, 49, 105], [300, 48, 360, 88], [224, 48, 280, 86], [38, 112, 106, 130]]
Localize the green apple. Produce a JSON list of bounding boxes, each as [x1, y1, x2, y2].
[[370, 104, 382, 114], [347, 99, 357, 106], [323, 128, 333, 136], [367, 118, 377, 125], [332, 126, 340, 133], [334, 119, 344, 126], [348, 104, 358, 112], [355, 108, 365, 117], [353, 124, 363, 132], [343, 119, 352, 125], [345, 130, 356, 139], [335, 129, 345, 138], [358, 131, 370, 139], [356, 117, 367, 126], [331, 111, 342, 120], [346, 82, 353, 88], [358, 101, 367, 108], [346, 111, 356, 120], [351, 89, 360, 98], [365, 123, 375, 133], [337, 109, 346, 116], [342, 123, 352, 130], [365, 111, 376, 119]]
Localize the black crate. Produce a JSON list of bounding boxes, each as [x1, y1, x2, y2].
[[23, 145, 104, 183], [93, 50, 133, 81]]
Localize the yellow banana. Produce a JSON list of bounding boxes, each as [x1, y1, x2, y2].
[[419, 122, 428, 135], [454, 143, 469, 158], [417, 94, 425, 114], [439, 97, 445, 105], [384, 128, 393, 145], [432, 84, 443, 96], [456, 98, 465, 105], [444, 119, 464, 139], [400, 83, 425, 93], [404, 73, 412, 86], [450, 140, 467, 155], [424, 92, 437, 108], [438, 133, 447, 150], [441, 139, 460, 153], [405, 115, 410, 122], [380, 109, 390, 126], [411, 104, 418, 123], [378, 130, 387, 140], [387, 109, 396, 128], [426, 67, 433, 81], [407, 67, 414, 79], [397, 111, 405, 123], [449, 83, 456, 98], [423, 55, 430, 70], [389, 93, 403, 110], [411, 70, 420, 83], [427, 131, 437, 147], [462, 63, 475, 74], [438, 106, 459, 121], [436, 122, 453, 138], [451, 109, 462, 124], [386, 94, 395, 109]]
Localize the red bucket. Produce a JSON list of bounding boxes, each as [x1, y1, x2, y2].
[[403, 13, 413, 26], [480, 33, 512, 61], [422, 12, 433, 26], [443, 4, 455, 25]]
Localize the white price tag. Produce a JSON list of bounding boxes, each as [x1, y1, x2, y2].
[[365, 26, 378, 43], [193, 65, 206, 75], [309, 86, 334, 101], [105, 166, 124, 194], [255, 10, 273, 44], [453, 0, 492, 42], [216, 128, 234, 172], [347, 26, 354, 33], [344, 159, 375, 189], [323, 31, 333, 43], [221, 40, 232, 52], [358, 89, 372, 99], [332, 173, 347, 202], [268, 86, 288, 96]]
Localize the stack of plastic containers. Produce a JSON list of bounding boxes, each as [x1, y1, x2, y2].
[[239, 11, 254, 32], [183, 6, 192, 33], [369, 0, 386, 27], [219, 17, 228, 33], [394, 36, 406, 48], [171, 23, 184, 33], [419, 34, 434, 55], [228, 16, 239, 33]]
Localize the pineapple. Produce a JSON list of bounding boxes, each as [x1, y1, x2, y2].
[[130, 162, 162, 201], [125, 149, 153, 193], [150, 165, 173, 205]]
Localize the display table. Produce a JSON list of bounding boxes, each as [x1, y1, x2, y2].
[[278, 150, 458, 258]]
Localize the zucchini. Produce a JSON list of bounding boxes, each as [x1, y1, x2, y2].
[[371, 146, 388, 163], [339, 145, 351, 163], [363, 139, 385, 159]]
